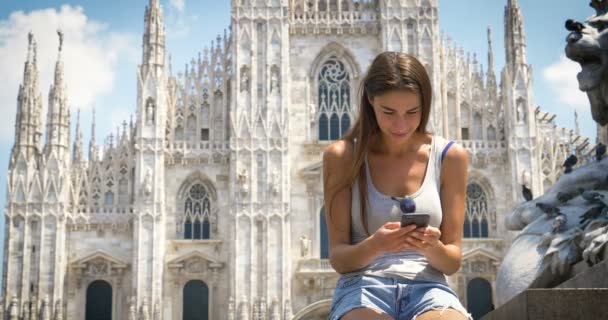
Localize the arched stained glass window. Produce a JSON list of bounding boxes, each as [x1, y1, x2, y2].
[[318, 56, 351, 140], [465, 183, 491, 238], [183, 183, 213, 239]]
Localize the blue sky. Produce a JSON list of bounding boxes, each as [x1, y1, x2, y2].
[[0, 0, 595, 281]]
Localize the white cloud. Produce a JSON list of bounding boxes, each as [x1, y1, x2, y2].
[[165, 0, 197, 40], [542, 55, 589, 112], [0, 5, 137, 144], [170, 0, 185, 12]]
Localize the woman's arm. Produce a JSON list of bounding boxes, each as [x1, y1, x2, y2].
[[323, 141, 417, 274], [407, 143, 469, 275]]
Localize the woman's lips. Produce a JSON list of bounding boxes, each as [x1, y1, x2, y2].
[[390, 131, 409, 138]]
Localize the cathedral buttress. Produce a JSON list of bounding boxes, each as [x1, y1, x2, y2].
[[132, 0, 167, 313], [232, 0, 292, 318], [502, 0, 541, 202]]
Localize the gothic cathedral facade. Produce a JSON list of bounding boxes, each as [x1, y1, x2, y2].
[[1, 0, 591, 319]]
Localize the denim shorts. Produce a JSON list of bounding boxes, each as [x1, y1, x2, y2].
[[329, 274, 472, 320]]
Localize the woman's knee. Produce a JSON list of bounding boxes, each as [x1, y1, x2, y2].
[[342, 307, 394, 320]]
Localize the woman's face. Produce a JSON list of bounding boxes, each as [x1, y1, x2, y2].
[[369, 90, 422, 143]]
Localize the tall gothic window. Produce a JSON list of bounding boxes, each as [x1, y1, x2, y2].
[[184, 183, 212, 240], [318, 56, 351, 140], [320, 207, 329, 259], [464, 183, 489, 238]]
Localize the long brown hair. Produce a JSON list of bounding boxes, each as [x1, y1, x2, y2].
[[324, 52, 432, 235]]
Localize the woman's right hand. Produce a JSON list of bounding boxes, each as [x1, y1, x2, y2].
[[368, 222, 419, 254]]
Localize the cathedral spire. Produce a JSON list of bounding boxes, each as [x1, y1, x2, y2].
[[44, 30, 71, 160], [486, 27, 498, 94], [487, 27, 495, 79], [89, 107, 98, 161], [142, 0, 165, 69], [10, 31, 44, 168], [504, 0, 527, 72], [73, 108, 84, 164]]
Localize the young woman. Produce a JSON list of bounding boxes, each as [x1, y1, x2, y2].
[[323, 52, 471, 320]]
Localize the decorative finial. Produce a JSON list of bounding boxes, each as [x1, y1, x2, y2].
[[590, 0, 608, 15], [57, 29, 64, 52]]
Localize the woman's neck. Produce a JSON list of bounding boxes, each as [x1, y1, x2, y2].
[[371, 131, 426, 158]]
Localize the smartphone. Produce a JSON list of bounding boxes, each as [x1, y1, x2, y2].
[[401, 213, 430, 228]]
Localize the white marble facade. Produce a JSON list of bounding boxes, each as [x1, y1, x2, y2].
[[1, 0, 594, 319]]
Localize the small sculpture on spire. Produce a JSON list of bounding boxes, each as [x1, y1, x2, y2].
[[57, 29, 64, 52], [590, 0, 608, 15]]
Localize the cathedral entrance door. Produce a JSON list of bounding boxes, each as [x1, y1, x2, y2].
[[183, 280, 209, 320], [85, 280, 112, 320], [466, 277, 494, 320]]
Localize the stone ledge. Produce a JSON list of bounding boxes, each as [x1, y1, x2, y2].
[[558, 256, 608, 289], [482, 288, 608, 320]]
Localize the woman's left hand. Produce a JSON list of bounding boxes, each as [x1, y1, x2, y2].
[[405, 226, 442, 252]]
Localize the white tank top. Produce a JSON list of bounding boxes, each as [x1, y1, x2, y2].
[[348, 135, 450, 284]]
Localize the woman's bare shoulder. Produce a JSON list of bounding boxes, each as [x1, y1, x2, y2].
[[322, 140, 355, 175]]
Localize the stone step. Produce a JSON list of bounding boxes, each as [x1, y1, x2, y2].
[[481, 288, 608, 320]]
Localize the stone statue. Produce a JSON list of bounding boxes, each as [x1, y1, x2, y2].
[[299, 235, 310, 257], [128, 297, 137, 320], [270, 297, 281, 320], [270, 70, 280, 94], [240, 69, 249, 93], [259, 297, 267, 319], [227, 296, 235, 320], [270, 168, 280, 196], [8, 296, 18, 320], [238, 296, 249, 320], [140, 299, 150, 320], [40, 296, 50, 320], [494, 5, 608, 305], [283, 299, 293, 320], [142, 166, 153, 198], [565, 0, 608, 144], [54, 299, 63, 320], [145, 97, 155, 124], [237, 167, 249, 194], [153, 301, 161, 320], [495, 156, 608, 306]]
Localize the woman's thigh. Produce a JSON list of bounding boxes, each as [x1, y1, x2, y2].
[[342, 307, 395, 320], [330, 275, 397, 320], [415, 308, 469, 320]]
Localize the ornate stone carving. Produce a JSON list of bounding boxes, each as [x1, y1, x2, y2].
[[239, 296, 249, 320], [141, 166, 153, 199], [227, 296, 235, 320], [145, 97, 156, 124], [237, 168, 249, 194], [128, 297, 137, 320], [8, 296, 18, 320], [140, 299, 150, 320], [84, 259, 109, 277], [497, 158, 608, 306], [565, 6, 608, 143], [54, 299, 63, 320], [299, 235, 311, 258]]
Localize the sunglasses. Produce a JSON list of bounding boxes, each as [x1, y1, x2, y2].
[[391, 197, 416, 213]]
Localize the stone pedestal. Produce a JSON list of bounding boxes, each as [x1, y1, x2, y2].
[[481, 288, 608, 320]]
